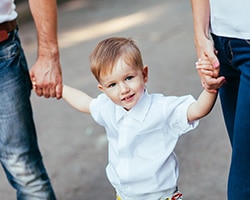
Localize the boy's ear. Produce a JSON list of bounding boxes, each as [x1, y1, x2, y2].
[[143, 65, 149, 83], [98, 84, 104, 92]]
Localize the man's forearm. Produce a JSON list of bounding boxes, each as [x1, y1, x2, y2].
[[28, 0, 59, 59]]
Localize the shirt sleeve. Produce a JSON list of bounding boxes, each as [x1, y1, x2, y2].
[[89, 93, 109, 126], [167, 95, 199, 137]]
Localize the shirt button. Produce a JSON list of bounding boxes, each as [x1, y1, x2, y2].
[[120, 159, 125, 164]]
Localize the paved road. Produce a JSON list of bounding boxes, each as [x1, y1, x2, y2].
[[0, 0, 231, 199]]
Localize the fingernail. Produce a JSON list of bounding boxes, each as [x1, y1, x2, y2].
[[213, 62, 219, 68]]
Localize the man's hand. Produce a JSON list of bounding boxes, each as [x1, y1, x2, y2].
[[30, 56, 62, 99], [28, 0, 62, 99]]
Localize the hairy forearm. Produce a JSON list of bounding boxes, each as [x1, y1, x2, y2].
[[28, 0, 59, 59]]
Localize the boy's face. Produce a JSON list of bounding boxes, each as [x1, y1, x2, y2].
[[98, 58, 148, 111]]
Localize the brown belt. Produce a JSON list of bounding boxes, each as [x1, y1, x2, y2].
[[0, 20, 17, 43]]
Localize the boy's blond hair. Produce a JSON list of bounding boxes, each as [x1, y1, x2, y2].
[[90, 37, 144, 82]]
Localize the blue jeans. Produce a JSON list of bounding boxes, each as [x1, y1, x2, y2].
[[0, 28, 56, 199], [212, 33, 250, 199]]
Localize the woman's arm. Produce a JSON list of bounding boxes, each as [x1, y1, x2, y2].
[[190, 0, 222, 93], [190, 0, 213, 60]]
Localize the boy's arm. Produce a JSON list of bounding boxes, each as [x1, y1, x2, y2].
[[187, 89, 217, 122], [187, 58, 226, 122], [62, 85, 93, 114]]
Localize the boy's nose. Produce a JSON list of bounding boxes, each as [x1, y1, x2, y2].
[[120, 83, 129, 94]]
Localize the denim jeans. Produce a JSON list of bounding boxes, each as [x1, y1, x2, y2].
[[212, 33, 250, 199], [0, 28, 56, 199]]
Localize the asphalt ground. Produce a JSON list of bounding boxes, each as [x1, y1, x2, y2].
[[0, 0, 231, 199]]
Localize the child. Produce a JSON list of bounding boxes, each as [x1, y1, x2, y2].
[[37, 37, 225, 200]]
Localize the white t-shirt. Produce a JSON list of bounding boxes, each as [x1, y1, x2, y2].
[[210, 0, 250, 39], [0, 0, 17, 23], [90, 91, 199, 200]]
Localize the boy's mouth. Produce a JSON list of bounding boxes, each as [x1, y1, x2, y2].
[[121, 93, 135, 102]]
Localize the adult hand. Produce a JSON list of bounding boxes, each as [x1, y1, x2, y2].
[[196, 58, 226, 92], [28, 0, 62, 99], [195, 36, 224, 93], [30, 56, 62, 99]]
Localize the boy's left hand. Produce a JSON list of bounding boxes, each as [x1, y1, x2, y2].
[[196, 58, 218, 77], [196, 58, 226, 92]]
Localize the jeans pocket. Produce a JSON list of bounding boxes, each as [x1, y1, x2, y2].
[[245, 39, 250, 45]]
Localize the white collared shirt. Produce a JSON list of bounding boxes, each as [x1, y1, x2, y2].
[[90, 91, 199, 200], [0, 0, 17, 23]]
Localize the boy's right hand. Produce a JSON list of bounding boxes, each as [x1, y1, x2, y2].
[[195, 58, 226, 93]]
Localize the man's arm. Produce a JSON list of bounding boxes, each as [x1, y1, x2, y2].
[[29, 0, 62, 99]]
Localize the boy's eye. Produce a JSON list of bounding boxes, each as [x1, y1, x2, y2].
[[108, 83, 116, 88], [125, 76, 133, 81]]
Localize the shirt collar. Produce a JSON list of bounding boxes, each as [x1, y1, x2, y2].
[[115, 90, 152, 122]]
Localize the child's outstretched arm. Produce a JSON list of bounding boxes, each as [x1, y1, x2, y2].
[[187, 58, 226, 122], [62, 85, 93, 114]]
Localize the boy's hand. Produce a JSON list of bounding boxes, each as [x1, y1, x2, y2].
[[196, 58, 218, 77], [196, 58, 226, 93], [31, 77, 37, 91]]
